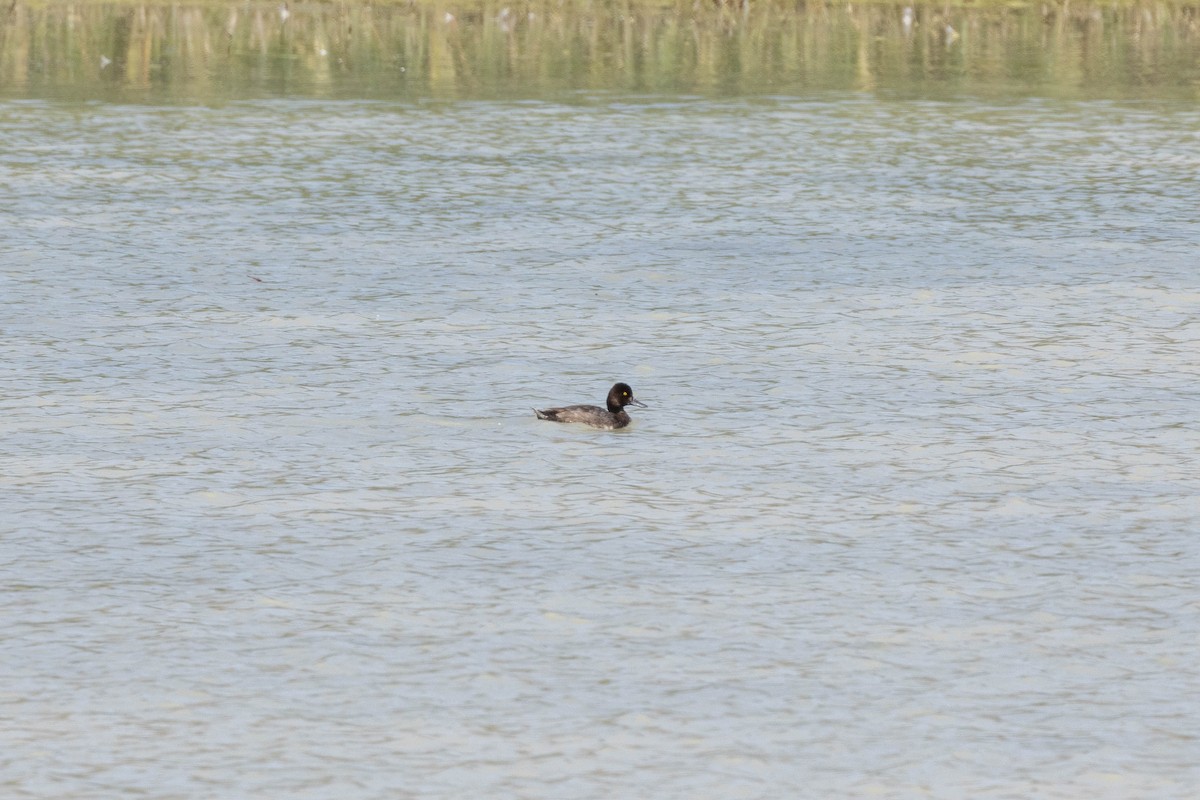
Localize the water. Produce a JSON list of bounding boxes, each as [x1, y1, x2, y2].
[[4, 18, 1200, 800]]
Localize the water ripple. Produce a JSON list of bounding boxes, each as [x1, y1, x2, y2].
[[2, 97, 1199, 798]]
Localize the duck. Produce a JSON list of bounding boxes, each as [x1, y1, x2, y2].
[[533, 382, 647, 430]]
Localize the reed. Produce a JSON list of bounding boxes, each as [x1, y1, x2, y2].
[[2, 1, 1197, 100]]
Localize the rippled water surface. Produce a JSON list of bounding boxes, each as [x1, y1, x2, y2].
[[3, 95, 1200, 797]]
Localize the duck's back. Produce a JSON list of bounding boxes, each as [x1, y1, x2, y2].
[[534, 404, 630, 430]]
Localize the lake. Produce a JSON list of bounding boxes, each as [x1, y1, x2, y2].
[[2, 2, 1199, 798]]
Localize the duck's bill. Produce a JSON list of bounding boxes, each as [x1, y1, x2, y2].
[[628, 398, 648, 408]]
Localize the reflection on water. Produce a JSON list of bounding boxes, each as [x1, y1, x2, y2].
[[2, 0, 1199, 100]]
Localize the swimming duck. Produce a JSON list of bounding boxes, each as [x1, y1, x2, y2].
[[533, 382, 647, 430]]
